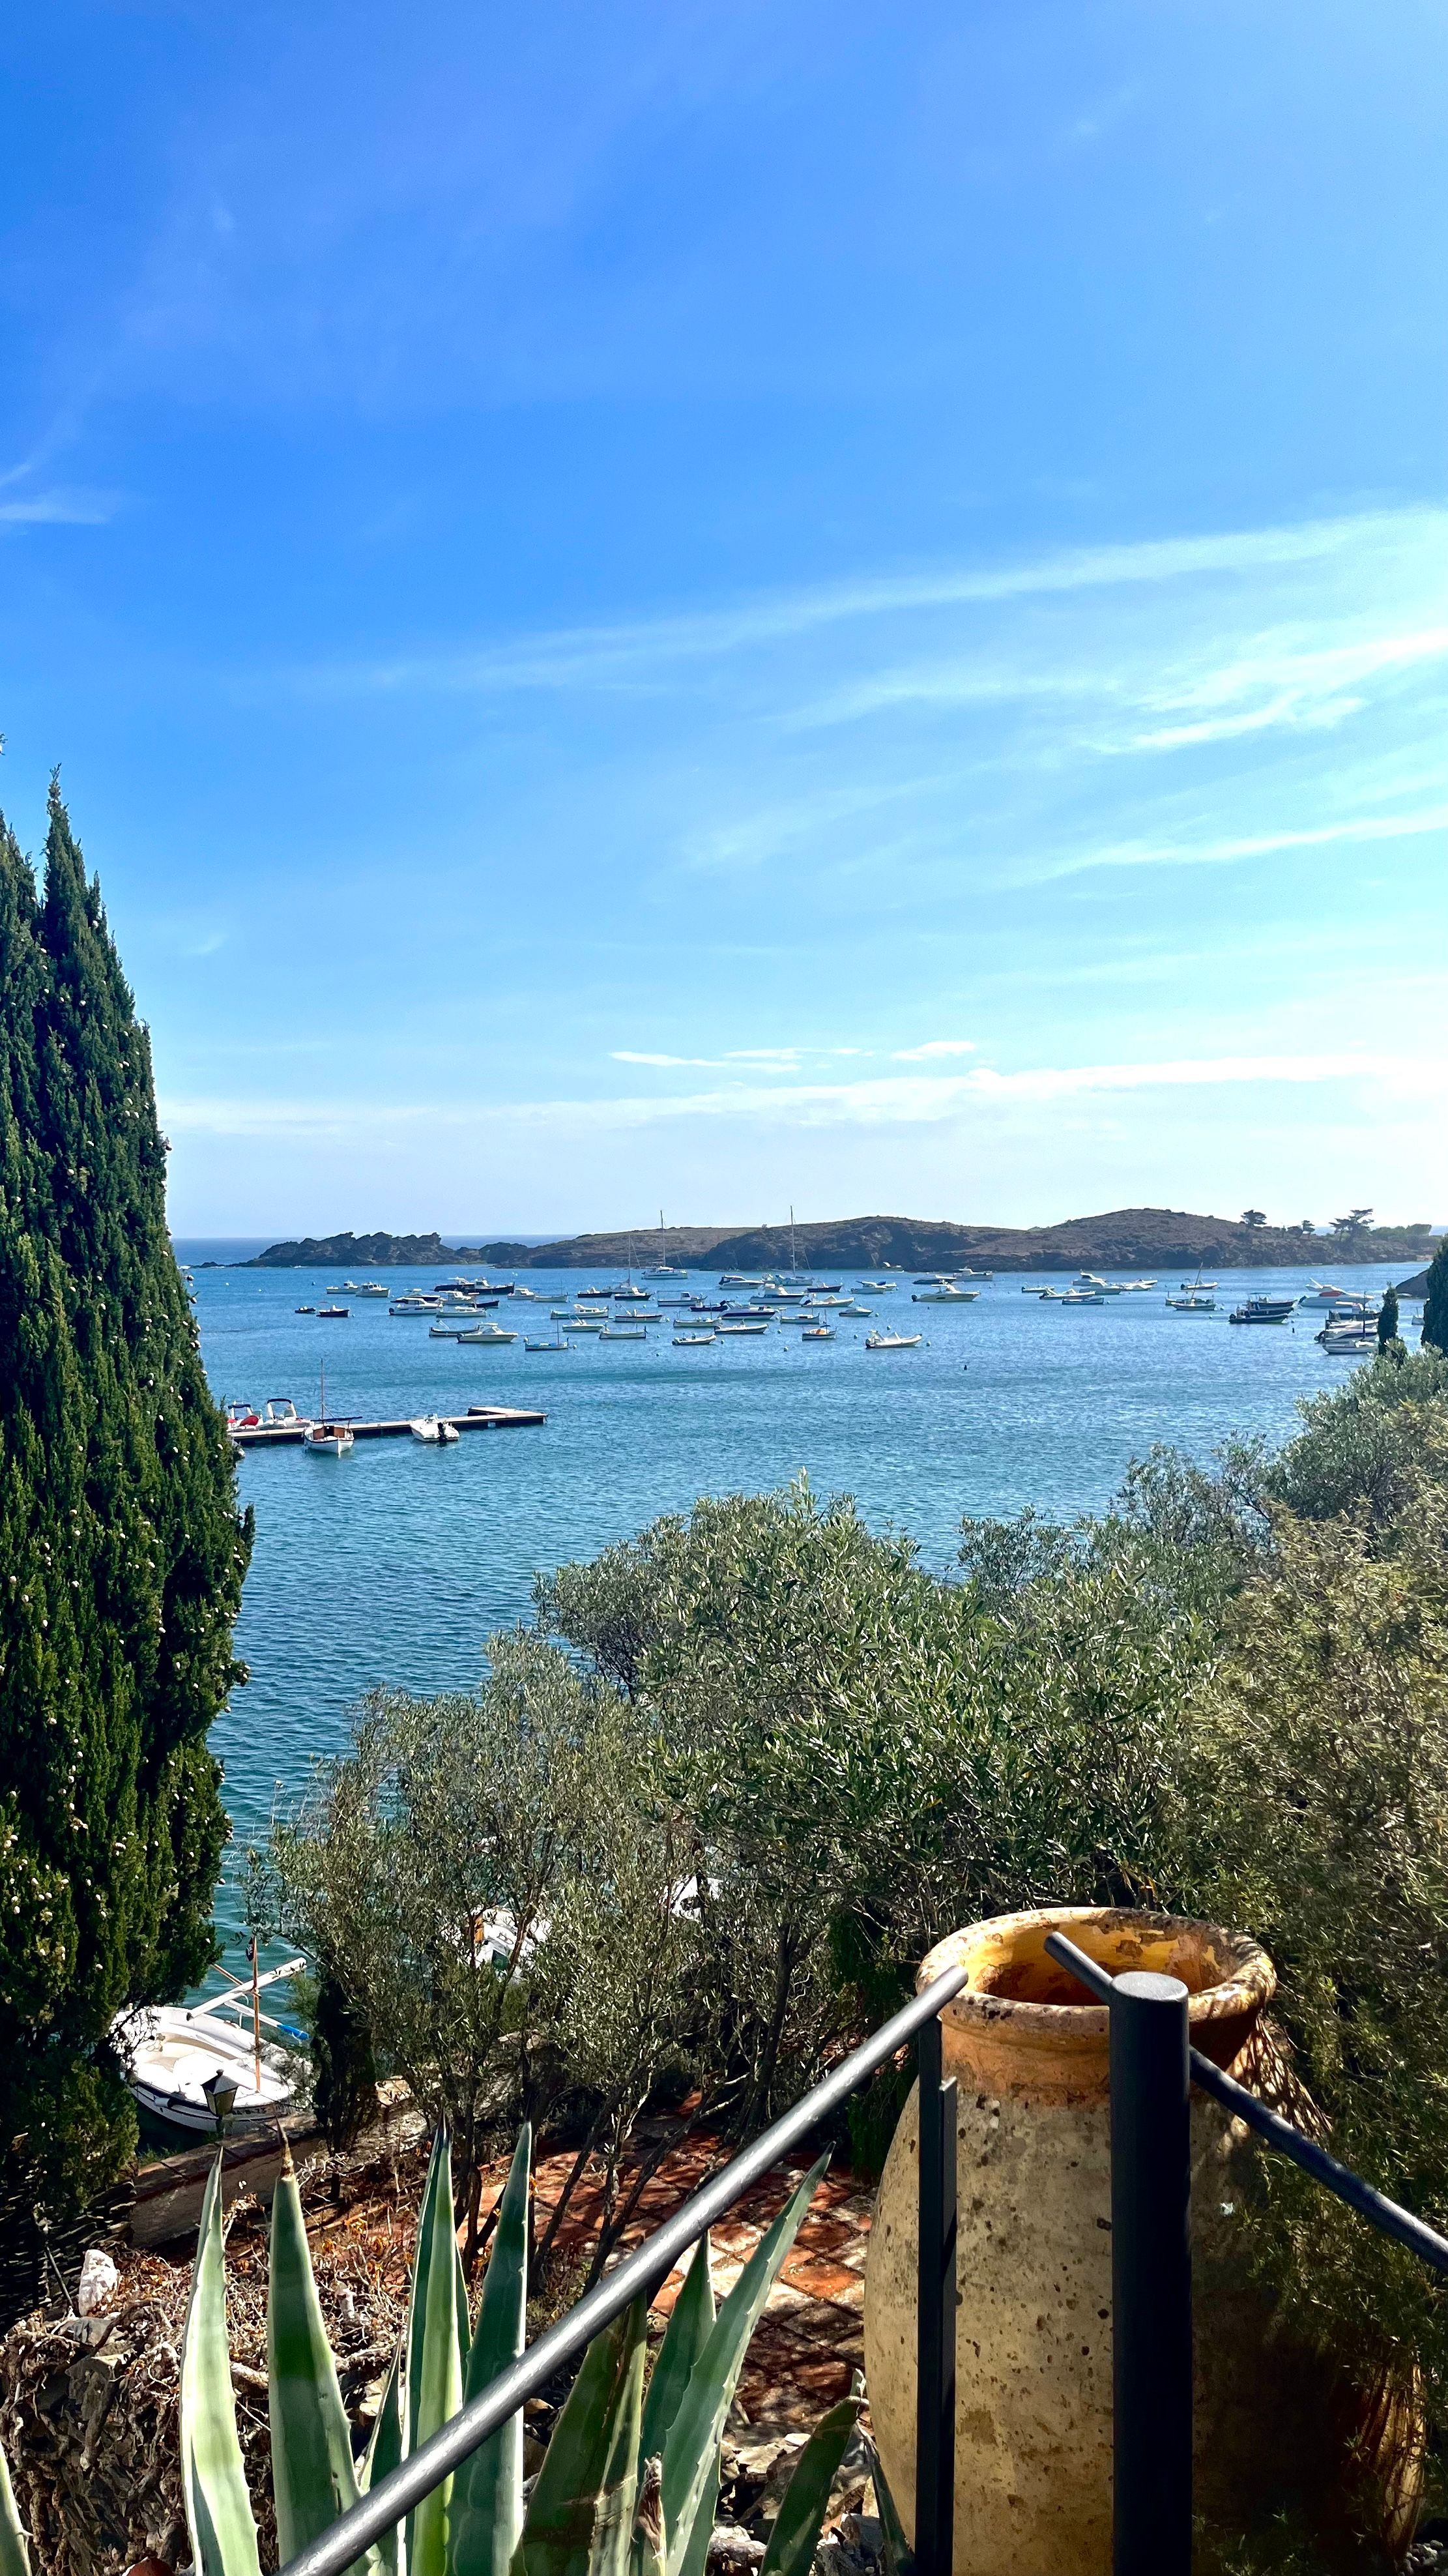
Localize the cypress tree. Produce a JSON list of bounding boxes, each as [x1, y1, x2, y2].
[[1376, 1284, 1399, 1353], [1424, 1241, 1448, 1356], [0, 782, 252, 2280]]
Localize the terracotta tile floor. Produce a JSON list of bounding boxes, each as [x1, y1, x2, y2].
[[474, 2129, 875, 2437]]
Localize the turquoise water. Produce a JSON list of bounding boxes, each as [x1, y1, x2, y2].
[[176, 1242, 1416, 1973]]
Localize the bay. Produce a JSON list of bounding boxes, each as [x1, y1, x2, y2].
[[175, 1240, 1415, 1974]]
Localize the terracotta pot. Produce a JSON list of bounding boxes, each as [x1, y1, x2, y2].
[[862, 1905, 1418, 2576]]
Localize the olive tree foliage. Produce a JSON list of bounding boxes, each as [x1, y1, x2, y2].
[[1181, 1480, 1448, 2410], [263, 1630, 704, 2266]]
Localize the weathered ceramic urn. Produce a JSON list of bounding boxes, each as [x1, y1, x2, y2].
[[863, 1905, 1282, 2576]]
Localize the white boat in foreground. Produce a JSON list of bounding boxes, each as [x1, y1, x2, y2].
[[457, 1322, 518, 1345], [306, 1422, 354, 1453], [410, 1414, 460, 1442], [116, 1955, 307, 2136], [865, 1330, 921, 1350]]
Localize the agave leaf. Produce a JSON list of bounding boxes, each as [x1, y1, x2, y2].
[[407, 2130, 466, 2576], [660, 2158, 828, 2576], [860, 2440, 908, 2576], [360, 2351, 407, 2576], [631, 2456, 666, 2576], [759, 2395, 862, 2576], [268, 2152, 368, 2567], [637, 2238, 714, 2470], [179, 2157, 263, 2576], [516, 2298, 648, 2576], [0, 2435, 31, 2576], [587, 2307, 646, 2576], [448, 2125, 532, 2576]]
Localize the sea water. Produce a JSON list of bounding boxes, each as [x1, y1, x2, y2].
[[175, 1242, 1418, 1971]]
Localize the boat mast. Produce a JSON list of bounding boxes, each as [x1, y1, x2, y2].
[[789, 1205, 797, 1274], [249, 1935, 261, 2092]]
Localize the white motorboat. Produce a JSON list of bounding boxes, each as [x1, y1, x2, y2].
[[390, 1295, 440, 1315], [456, 1322, 517, 1345], [306, 1423, 354, 1453], [674, 1330, 716, 1345], [525, 1334, 572, 1352], [511, 1285, 543, 1300], [717, 1321, 768, 1334], [720, 1272, 766, 1289], [1302, 1283, 1375, 1311], [116, 1955, 307, 2136], [865, 1330, 921, 1350], [263, 1397, 308, 1427], [410, 1414, 460, 1442], [1059, 1289, 1104, 1306], [1166, 1294, 1215, 1313], [600, 1323, 648, 1340], [912, 1285, 979, 1303], [837, 1302, 873, 1317], [1228, 1296, 1297, 1325], [861, 1280, 895, 1293], [802, 1324, 834, 1340], [565, 1315, 607, 1333]]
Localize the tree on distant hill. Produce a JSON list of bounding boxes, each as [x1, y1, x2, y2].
[[0, 782, 252, 2296], [1424, 1242, 1448, 1356], [1332, 1208, 1373, 1242], [1299, 1220, 1317, 1235], [1241, 1209, 1267, 1229]]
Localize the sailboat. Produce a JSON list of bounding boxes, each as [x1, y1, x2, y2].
[[644, 1210, 688, 1279], [304, 1362, 354, 1453], [1166, 1265, 1216, 1315]]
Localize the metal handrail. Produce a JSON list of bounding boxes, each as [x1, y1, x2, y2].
[[1043, 1925, 1448, 2576], [1043, 1931, 1448, 2272], [278, 1961, 970, 2576]]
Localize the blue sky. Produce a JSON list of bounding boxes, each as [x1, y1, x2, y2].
[[2, 1, 1445, 1237]]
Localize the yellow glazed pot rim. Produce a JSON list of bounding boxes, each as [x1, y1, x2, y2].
[[918, 1905, 1275, 2094]]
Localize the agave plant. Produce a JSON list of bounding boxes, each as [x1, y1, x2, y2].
[[0, 2128, 860, 2576]]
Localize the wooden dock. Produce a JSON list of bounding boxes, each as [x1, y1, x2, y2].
[[231, 1405, 546, 1447]]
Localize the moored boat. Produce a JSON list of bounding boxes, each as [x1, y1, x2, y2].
[[865, 1329, 921, 1350], [115, 1955, 308, 2137]]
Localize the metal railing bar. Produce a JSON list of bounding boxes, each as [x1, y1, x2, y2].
[[1043, 1931, 1448, 2277], [278, 1961, 972, 2576]]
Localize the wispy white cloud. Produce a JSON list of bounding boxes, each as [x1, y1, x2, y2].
[[0, 487, 116, 527], [1026, 801, 1448, 884], [161, 1048, 1445, 1146], [893, 1038, 976, 1060], [282, 505, 1448, 702]]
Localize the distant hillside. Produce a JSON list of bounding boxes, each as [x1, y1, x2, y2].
[[243, 1212, 1436, 1270]]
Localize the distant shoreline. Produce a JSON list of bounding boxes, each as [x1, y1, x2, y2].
[[235, 1207, 1438, 1274]]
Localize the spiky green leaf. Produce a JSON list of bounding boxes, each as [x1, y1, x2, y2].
[[407, 2130, 465, 2576], [860, 2440, 908, 2576], [179, 2158, 263, 2576], [759, 2396, 862, 2576], [0, 2435, 31, 2576], [360, 2351, 407, 2576], [515, 2300, 648, 2576], [448, 2126, 532, 2576], [661, 2158, 828, 2576], [268, 2154, 367, 2566], [637, 2239, 714, 2472]]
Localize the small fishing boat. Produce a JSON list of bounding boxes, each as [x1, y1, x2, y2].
[[1059, 1289, 1104, 1306], [1177, 1278, 1218, 1291], [717, 1321, 768, 1334], [1166, 1294, 1216, 1313], [613, 1283, 650, 1302], [263, 1397, 306, 1427], [565, 1315, 607, 1333], [865, 1329, 921, 1350], [912, 1285, 979, 1303], [802, 1325, 834, 1340], [410, 1414, 460, 1442], [525, 1334, 571, 1352], [719, 1272, 766, 1289], [600, 1324, 648, 1340], [351, 1281, 390, 1298], [390, 1295, 440, 1316], [305, 1422, 353, 1454], [510, 1285, 543, 1301], [295, 1304, 315, 1314], [305, 1367, 353, 1451], [115, 1952, 308, 2137], [317, 1305, 349, 1319], [456, 1322, 518, 1345], [674, 1330, 716, 1345], [837, 1302, 873, 1317], [861, 1280, 895, 1293]]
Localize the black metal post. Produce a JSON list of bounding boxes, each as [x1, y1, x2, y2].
[[1109, 1969, 1193, 2576], [914, 2010, 957, 2576]]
